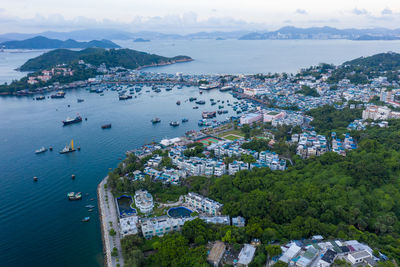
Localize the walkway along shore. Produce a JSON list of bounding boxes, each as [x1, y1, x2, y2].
[[98, 176, 124, 267]]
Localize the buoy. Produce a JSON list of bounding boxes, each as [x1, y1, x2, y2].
[[71, 174, 75, 179], [33, 176, 38, 182]]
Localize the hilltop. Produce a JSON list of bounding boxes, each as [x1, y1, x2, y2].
[[0, 36, 120, 49], [19, 47, 192, 71]]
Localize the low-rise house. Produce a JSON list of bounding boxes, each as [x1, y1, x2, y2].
[[237, 244, 256, 266], [119, 215, 138, 237], [207, 241, 226, 267], [347, 250, 373, 265], [232, 216, 246, 227]]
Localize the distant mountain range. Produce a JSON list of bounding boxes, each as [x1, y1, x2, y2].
[[19, 47, 192, 71], [2, 27, 400, 42], [238, 26, 400, 40], [0, 36, 120, 49]]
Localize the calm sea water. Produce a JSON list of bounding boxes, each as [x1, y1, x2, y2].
[[0, 86, 237, 267], [2, 39, 400, 266]]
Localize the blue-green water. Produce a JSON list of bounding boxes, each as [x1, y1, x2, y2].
[[0, 86, 237, 266]]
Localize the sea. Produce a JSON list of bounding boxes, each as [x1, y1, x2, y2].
[[1, 39, 400, 266]]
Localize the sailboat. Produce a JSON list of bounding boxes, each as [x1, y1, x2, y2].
[[59, 139, 76, 154]]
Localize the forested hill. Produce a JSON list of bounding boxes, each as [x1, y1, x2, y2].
[[0, 36, 120, 49], [19, 48, 193, 71], [328, 52, 400, 84]]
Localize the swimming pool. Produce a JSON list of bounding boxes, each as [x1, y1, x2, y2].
[[168, 206, 193, 218], [116, 195, 137, 218]]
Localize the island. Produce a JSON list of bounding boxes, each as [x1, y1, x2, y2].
[[0, 36, 121, 49], [0, 47, 193, 94], [133, 38, 150, 42]]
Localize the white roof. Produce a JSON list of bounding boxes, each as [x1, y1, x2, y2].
[[279, 243, 301, 263], [238, 244, 256, 265]]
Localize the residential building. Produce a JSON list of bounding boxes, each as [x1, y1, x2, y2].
[[185, 192, 223, 215], [134, 190, 154, 215], [237, 244, 256, 266], [119, 215, 138, 237]]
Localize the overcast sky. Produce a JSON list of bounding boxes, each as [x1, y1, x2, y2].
[[1, 0, 400, 33]]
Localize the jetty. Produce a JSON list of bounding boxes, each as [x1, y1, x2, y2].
[[98, 176, 124, 267]]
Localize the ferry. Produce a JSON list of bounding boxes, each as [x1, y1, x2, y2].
[[35, 95, 45, 100], [60, 140, 76, 154], [62, 115, 82, 126], [101, 124, 112, 129], [151, 118, 161, 124], [35, 147, 48, 154], [170, 121, 180, 127], [50, 91, 65, 99]]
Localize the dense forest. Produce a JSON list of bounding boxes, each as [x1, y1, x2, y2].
[[19, 47, 192, 71], [109, 107, 400, 266]]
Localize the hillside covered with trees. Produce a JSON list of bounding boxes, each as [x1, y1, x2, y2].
[[19, 47, 192, 71]]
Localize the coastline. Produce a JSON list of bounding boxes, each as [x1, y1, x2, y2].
[[98, 177, 111, 267]]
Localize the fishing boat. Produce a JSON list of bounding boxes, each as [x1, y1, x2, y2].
[[62, 115, 82, 126], [195, 100, 205, 105], [77, 99, 84, 103], [35, 146, 48, 154], [35, 95, 45, 100], [182, 118, 189, 123], [202, 111, 216, 119], [151, 118, 161, 124], [60, 140, 76, 154], [101, 124, 112, 129], [82, 217, 90, 222], [170, 121, 180, 127]]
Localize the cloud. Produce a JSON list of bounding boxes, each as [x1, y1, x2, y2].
[[295, 9, 307, 15], [352, 8, 368, 15], [381, 8, 393, 15]]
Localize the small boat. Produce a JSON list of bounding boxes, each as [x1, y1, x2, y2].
[[193, 106, 199, 109], [88, 209, 94, 212], [49, 146, 53, 151], [119, 95, 129, 100], [176, 101, 181, 105], [77, 99, 84, 103], [33, 176, 38, 182], [195, 100, 205, 105], [35, 147, 48, 154], [101, 124, 112, 129], [68, 192, 82, 200], [189, 97, 197, 102], [82, 217, 90, 222], [36, 95, 45, 100], [62, 115, 82, 126], [170, 121, 180, 127], [60, 140, 76, 154], [51, 91, 65, 99], [151, 118, 161, 124], [85, 205, 95, 208], [182, 118, 189, 123]]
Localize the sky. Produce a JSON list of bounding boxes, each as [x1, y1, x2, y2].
[[0, 0, 400, 33]]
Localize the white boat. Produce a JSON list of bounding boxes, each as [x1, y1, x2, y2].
[[35, 147, 48, 154]]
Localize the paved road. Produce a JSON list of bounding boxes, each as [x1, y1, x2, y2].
[[98, 177, 124, 267]]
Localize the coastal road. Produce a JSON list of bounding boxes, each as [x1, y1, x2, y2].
[[98, 177, 124, 267]]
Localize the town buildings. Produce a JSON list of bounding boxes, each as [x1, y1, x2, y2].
[[185, 192, 223, 216]]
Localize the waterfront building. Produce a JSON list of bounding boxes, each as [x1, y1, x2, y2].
[[185, 192, 223, 216], [119, 215, 138, 237], [134, 190, 154, 215]]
